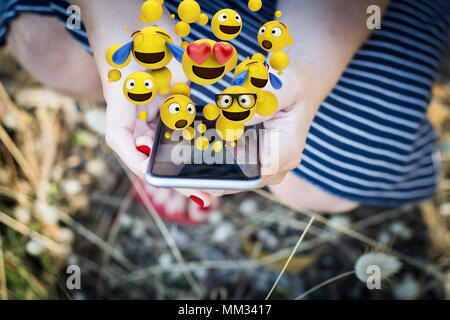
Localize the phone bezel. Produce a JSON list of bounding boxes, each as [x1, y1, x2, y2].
[[145, 109, 263, 190]]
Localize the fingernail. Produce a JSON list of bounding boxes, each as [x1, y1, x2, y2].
[[136, 145, 151, 156], [189, 195, 205, 208]]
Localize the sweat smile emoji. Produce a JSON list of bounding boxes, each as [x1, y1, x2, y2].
[[257, 20, 293, 52], [211, 9, 243, 41], [111, 26, 174, 70], [167, 39, 238, 85], [123, 72, 157, 105]]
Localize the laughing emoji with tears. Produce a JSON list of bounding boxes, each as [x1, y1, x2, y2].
[[232, 53, 283, 91], [111, 26, 175, 70]]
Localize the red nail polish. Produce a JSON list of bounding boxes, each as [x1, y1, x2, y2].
[[189, 195, 204, 208], [136, 145, 151, 156]]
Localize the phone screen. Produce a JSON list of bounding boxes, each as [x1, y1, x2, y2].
[[148, 106, 261, 181]]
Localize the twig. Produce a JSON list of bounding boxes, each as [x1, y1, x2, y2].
[[253, 189, 446, 282], [265, 216, 315, 300], [36, 109, 60, 203], [4, 251, 47, 298], [0, 123, 38, 186], [96, 188, 134, 298], [129, 174, 202, 297], [0, 235, 7, 300], [58, 211, 136, 271], [0, 210, 65, 255], [295, 270, 355, 300], [17, 110, 40, 174]]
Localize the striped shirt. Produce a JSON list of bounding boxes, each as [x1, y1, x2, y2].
[[1, 0, 449, 207]]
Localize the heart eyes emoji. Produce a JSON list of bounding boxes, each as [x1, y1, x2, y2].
[[186, 42, 234, 65]]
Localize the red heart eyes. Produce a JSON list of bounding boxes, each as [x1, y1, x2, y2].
[[186, 42, 211, 65], [213, 42, 234, 65], [186, 42, 234, 65]]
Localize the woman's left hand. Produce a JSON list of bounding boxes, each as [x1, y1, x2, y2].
[[175, 68, 319, 202]]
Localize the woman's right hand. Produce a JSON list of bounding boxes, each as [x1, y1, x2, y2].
[[73, 0, 183, 176]]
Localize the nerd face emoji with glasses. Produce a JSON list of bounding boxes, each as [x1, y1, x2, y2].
[[203, 86, 262, 142]]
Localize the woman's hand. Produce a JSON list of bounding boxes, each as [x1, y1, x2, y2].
[[186, 66, 318, 200], [71, 0, 178, 174], [71, 0, 213, 204]]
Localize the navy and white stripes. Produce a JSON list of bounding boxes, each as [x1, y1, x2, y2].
[[0, 0, 91, 53], [1, 0, 448, 207], [294, 0, 449, 206], [164, 0, 276, 105]]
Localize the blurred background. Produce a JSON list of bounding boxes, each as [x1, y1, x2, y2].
[[0, 44, 449, 300]]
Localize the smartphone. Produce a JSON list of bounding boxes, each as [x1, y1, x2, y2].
[[146, 106, 262, 190]]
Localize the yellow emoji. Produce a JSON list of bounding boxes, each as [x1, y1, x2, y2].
[[178, 0, 201, 23], [248, 0, 262, 12], [167, 39, 238, 85], [233, 53, 283, 90], [150, 67, 172, 95], [211, 9, 242, 41], [257, 21, 293, 52], [233, 54, 269, 91], [204, 86, 257, 142], [106, 44, 131, 68], [123, 72, 157, 105], [140, 0, 163, 23], [204, 86, 278, 142], [111, 26, 174, 70], [160, 83, 196, 130]]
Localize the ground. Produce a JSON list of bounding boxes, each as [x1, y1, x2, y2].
[[0, 46, 449, 300]]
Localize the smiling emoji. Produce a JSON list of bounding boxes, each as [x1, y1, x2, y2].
[[257, 21, 293, 52], [160, 83, 196, 130], [167, 39, 238, 85], [211, 9, 243, 41], [123, 72, 157, 105], [112, 26, 174, 70]]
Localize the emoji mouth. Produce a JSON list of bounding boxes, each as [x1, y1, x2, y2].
[[175, 119, 188, 128], [219, 25, 241, 34], [127, 92, 153, 102], [192, 65, 225, 79], [262, 40, 272, 50], [250, 77, 268, 88], [134, 51, 165, 64], [222, 110, 251, 121]]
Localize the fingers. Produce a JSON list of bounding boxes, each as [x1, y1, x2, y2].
[[104, 85, 149, 177], [174, 188, 213, 208], [257, 99, 312, 188], [246, 68, 305, 126]]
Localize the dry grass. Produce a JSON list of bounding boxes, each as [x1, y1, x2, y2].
[[0, 45, 449, 300]]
